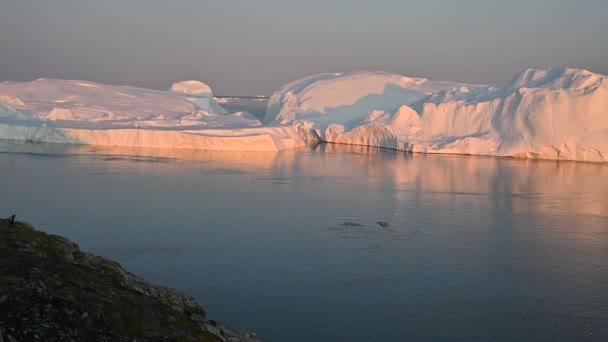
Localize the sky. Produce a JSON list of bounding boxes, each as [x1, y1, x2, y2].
[[0, 0, 607, 96]]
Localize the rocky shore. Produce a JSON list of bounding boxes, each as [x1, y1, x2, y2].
[[0, 219, 258, 342]]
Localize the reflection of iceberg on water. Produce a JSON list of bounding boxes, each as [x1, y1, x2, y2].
[[0, 140, 288, 172]]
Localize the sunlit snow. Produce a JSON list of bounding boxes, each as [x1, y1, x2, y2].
[[265, 69, 608, 162], [0, 68, 606, 160]]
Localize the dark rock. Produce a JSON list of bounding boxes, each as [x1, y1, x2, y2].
[[190, 314, 206, 325], [0, 218, 258, 342]]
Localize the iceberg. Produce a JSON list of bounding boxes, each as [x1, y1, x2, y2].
[[267, 69, 608, 162], [264, 71, 472, 126], [1, 69, 606, 161], [0, 79, 304, 151]]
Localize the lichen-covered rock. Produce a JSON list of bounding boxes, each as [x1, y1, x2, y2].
[[0, 219, 258, 341]]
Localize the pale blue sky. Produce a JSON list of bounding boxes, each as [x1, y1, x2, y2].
[[1, 0, 606, 95]]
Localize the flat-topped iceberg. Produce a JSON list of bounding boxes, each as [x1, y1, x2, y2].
[[267, 69, 608, 162], [0, 79, 303, 151]]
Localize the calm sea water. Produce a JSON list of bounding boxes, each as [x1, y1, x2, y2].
[[1, 140, 607, 341]]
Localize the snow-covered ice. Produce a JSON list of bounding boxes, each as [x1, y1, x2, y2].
[[1, 69, 606, 160], [266, 69, 608, 162], [0, 79, 303, 151], [264, 71, 472, 126]]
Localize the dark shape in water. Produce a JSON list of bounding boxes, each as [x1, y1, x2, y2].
[[375, 221, 390, 227], [339, 221, 365, 227]]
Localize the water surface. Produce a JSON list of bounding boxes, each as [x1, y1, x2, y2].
[[1, 140, 607, 341]]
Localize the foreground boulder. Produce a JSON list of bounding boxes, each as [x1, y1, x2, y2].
[[0, 219, 257, 342]]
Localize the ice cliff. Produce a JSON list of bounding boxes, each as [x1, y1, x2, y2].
[[266, 69, 608, 162]]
